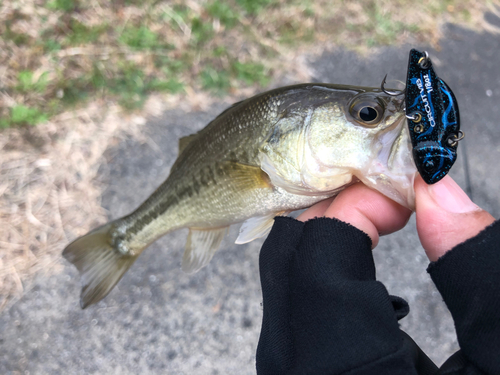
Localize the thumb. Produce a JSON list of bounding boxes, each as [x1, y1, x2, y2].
[[415, 175, 495, 262]]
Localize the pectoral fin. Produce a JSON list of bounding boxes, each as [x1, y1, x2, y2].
[[235, 212, 287, 244], [182, 227, 229, 273], [222, 162, 271, 190]]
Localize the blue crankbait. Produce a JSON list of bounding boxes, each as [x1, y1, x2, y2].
[[382, 49, 464, 184], [403, 49, 463, 184]]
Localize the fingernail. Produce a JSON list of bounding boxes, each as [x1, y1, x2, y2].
[[428, 176, 479, 213]]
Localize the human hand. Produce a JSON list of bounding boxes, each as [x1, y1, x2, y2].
[[297, 176, 495, 261], [296, 182, 412, 249], [414, 175, 495, 261]]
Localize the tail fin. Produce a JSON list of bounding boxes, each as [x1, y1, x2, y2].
[[63, 222, 139, 309]]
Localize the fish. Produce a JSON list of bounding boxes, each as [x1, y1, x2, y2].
[[63, 83, 417, 308]]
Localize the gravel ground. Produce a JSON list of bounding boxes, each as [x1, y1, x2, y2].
[[1, 23, 500, 374]]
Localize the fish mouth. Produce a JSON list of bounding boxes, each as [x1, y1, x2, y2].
[[376, 113, 407, 167], [356, 112, 418, 209]]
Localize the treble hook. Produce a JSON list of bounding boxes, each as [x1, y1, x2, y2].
[[381, 74, 405, 96]]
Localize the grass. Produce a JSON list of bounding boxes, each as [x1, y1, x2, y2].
[[0, 0, 496, 128], [119, 26, 166, 50], [10, 105, 48, 126], [16, 71, 49, 94]]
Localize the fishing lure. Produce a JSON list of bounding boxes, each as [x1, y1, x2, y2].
[[403, 49, 463, 184], [382, 49, 464, 184]]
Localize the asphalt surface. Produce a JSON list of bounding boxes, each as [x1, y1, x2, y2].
[[1, 23, 500, 374]]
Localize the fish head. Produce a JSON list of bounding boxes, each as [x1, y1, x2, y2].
[[259, 85, 417, 209], [304, 87, 417, 208]]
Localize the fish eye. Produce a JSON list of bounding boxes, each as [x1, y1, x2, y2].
[[359, 106, 378, 122], [349, 98, 384, 127]]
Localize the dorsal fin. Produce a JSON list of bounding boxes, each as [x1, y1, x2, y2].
[[177, 100, 246, 156], [178, 133, 198, 155], [212, 99, 245, 120], [195, 99, 247, 133]]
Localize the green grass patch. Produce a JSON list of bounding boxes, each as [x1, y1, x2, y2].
[[371, 6, 405, 44], [190, 17, 214, 46], [8, 105, 48, 127], [236, 0, 278, 15], [16, 71, 49, 94], [42, 39, 62, 52], [47, 0, 78, 12], [65, 20, 108, 46], [164, 4, 191, 27], [207, 1, 238, 28], [156, 57, 186, 76], [233, 62, 269, 86], [200, 66, 231, 93], [200, 61, 269, 93], [148, 78, 184, 93], [119, 26, 162, 50]]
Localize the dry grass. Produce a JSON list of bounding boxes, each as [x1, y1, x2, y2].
[[0, 91, 224, 310], [1, 0, 499, 310], [0, 105, 123, 309]]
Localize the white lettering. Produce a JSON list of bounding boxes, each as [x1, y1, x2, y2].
[[423, 74, 433, 93], [416, 78, 436, 127]]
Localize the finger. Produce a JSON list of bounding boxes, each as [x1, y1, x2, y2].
[[298, 183, 412, 248], [296, 197, 335, 222], [415, 175, 495, 262]]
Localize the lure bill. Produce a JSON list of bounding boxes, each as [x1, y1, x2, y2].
[[404, 49, 463, 184]]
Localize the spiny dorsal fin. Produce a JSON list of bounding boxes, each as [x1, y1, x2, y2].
[[178, 133, 198, 155], [178, 100, 247, 156], [182, 227, 229, 273], [211, 99, 245, 121], [235, 211, 287, 244]]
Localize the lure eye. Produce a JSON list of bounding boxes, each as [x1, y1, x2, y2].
[[349, 98, 384, 127]]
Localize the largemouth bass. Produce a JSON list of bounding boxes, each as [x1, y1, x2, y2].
[[63, 83, 417, 308]]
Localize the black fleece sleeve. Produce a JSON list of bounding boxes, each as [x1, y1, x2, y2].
[[256, 217, 418, 375], [429, 220, 500, 375]]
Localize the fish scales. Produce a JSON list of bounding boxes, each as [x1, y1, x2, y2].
[[120, 86, 345, 241], [63, 83, 417, 308]]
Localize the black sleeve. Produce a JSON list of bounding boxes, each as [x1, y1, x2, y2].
[[256, 216, 419, 375], [429, 220, 500, 375]]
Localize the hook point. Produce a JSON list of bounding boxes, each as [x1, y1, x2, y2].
[[381, 74, 405, 96]]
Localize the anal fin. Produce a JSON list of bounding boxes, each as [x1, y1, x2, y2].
[[182, 227, 229, 273]]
